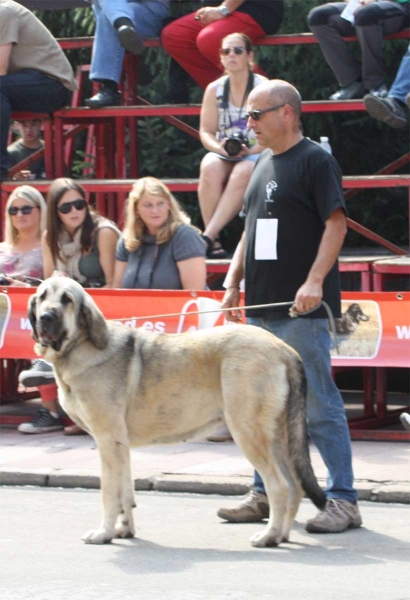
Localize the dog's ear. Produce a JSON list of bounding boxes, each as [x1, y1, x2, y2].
[[80, 292, 109, 349], [28, 294, 39, 342]]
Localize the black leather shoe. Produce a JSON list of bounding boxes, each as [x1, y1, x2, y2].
[[85, 88, 122, 109], [329, 81, 365, 100], [118, 25, 145, 55]]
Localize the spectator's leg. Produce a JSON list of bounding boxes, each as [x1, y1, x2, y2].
[[308, 2, 360, 88], [202, 159, 255, 243], [91, 0, 168, 83], [94, 0, 135, 26], [198, 153, 233, 237], [0, 70, 70, 175], [355, 2, 410, 92], [389, 46, 410, 104], [162, 12, 266, 89]]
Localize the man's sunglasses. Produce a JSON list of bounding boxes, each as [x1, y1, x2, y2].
[[8, 205, 38, 216], [220, 46, 245, 56], [245, 104, 285, 121], [57, 199, 87, 214]]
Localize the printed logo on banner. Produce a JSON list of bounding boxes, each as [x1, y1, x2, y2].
[[330, 300, 382, 359], [177, 297, 225, 333], [0, 293, 11, 349]]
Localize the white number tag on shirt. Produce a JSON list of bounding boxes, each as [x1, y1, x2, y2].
[[255, 218, 278, 260]]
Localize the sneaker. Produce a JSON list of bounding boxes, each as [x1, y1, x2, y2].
[[305, 499, 362, 534], [405, 92, 410, 111], [217, 489, 269, 523], [400, 412, 410, 432], [18, 359, 55, 388], [329, 81, 365, 100], [364, 94, 407, 129], [18, 407, 63, 434], [367, 83, 389, 99]]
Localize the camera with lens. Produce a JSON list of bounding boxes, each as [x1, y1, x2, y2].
[[224, 132, 249, 157]]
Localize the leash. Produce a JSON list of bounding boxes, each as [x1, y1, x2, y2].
[[113, 300, 340, 355]]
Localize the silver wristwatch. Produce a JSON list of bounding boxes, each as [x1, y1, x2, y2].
[[219, 5, 231, 17]]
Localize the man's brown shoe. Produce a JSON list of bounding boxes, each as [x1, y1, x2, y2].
[[305, 499, 362, 534], [217, 489, 269, 523]]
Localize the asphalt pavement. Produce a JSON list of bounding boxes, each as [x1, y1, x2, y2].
[[1, 487, 410, 600]]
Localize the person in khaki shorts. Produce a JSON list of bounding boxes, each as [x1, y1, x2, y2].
[[0, 0, 77, 181]]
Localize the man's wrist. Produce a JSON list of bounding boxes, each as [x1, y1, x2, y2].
[[218, 4, 231, 17]]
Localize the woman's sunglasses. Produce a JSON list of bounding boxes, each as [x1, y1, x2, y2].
[[244, 104, 285, 121], [57, 199, 87, 214], [220, 46, 245, 56], [8, 205, 38, 216]]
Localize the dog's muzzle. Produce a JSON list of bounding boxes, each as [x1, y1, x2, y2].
[[38, 310, 66, 350]]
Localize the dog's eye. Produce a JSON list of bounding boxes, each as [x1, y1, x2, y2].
[[39, 291, 47, 302], [61, 293, 72, 306]]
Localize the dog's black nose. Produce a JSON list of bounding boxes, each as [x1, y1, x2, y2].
[[39, 312, 54, 324]]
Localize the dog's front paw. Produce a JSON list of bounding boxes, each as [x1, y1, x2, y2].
[[250, 527, 281, 548], [82, 528, 114, 544]]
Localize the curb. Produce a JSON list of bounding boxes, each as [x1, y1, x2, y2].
[[1, 468, 410, 503]]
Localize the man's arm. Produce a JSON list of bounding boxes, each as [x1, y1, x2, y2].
[[221, 230, 246, 322], [294, 208, 347, 313], [0, 43, 12, 75]]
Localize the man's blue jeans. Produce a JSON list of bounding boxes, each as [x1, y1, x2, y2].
[[1, 69, 70, 173], [389, 44, 410, 104], [247, 314, 358, 504], [91, 0, 169, 83]]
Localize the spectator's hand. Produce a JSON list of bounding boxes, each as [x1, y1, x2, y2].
[[221, 287, 242, 323], [12, 170, 34, 181], [1, 275, 30, 287], [195, 7, 226, 26], [356, 0, 378, 9], [293, 280, 322, 314]]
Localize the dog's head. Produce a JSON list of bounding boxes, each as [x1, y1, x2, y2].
[[346, 303, 370, 323], [28, 277, 109, 359]]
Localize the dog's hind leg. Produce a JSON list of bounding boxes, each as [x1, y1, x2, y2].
[[82, 432, 132, 544], [248, 456, 291, 548]]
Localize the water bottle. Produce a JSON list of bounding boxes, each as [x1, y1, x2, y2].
[[319, 136, 332, 154]]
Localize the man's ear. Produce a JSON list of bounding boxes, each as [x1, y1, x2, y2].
[[28, 293, 39, 342]]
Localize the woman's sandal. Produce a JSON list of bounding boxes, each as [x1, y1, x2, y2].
[[201, 234, 232, 259]]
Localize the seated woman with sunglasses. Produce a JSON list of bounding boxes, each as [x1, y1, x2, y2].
[[0, 186, 46, 286], [198, 33, 266, 258], [113, 177, 206, 291], [39, 178, 120, 435], [0, 186, 64, 435], [42, 178, 120, 288]]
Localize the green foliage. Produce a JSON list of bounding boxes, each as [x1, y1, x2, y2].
[[37, 1, 409, 247]]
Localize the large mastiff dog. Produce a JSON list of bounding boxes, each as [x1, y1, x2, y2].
[[28, 277, 326, 548]]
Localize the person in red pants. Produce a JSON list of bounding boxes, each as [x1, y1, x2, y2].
[[161, 1, 284, 90]]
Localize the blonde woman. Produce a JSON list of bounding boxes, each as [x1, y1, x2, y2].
[[113, 177, 206, 290], [0, 185, 46, 285], [198, 33, 267, 258]]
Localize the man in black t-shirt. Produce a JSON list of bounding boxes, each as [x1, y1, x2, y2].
[[218, 80, 362, 536]]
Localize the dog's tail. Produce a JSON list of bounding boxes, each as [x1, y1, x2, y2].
[[286, 359, 327, 510]]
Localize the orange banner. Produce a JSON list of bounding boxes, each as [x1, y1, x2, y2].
[[0, 288, 409, 367]]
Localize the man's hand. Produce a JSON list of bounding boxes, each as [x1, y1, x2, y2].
[[293, 280, 323, 314], [195, 7, 225, 26], [221, 287, 243, 323]]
